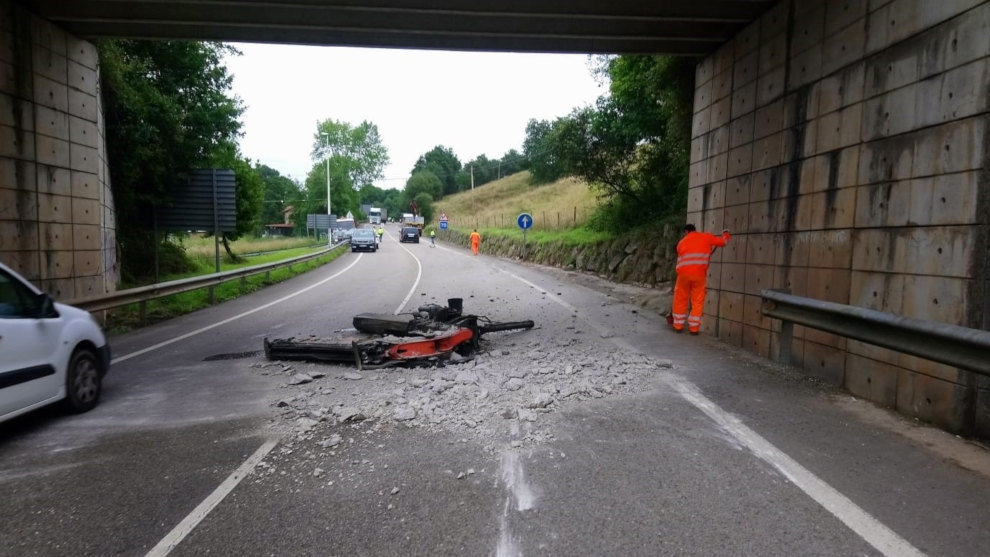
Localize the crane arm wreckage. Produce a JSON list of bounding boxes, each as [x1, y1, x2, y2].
[[263, 298, 534, 370]]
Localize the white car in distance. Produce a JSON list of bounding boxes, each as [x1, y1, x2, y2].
[[0, 262, 111, 424]]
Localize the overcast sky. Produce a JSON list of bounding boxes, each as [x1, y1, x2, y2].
[[224, 44, 607, 190]]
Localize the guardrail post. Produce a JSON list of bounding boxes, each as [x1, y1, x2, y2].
[[139, 300, 147, 326], [265, 270, 270, 283], [779, 320, 793, 365], [240, 276, 246, 289], [209, 285, 215, 305], [767, 288, 793, 365]]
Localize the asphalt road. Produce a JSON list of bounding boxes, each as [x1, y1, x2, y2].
[[2, 223, 989, 557]]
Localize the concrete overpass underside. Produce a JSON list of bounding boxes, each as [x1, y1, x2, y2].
[[0, 0, 988, 435], [12, 0, 776, 54]]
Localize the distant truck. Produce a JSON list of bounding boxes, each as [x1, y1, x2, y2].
[[368, 207, 383, 225], [401, 213, 425, 235]]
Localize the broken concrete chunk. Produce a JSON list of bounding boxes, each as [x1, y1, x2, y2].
[[288, 373, 313, 385], [335, 407, 366, 422], [505, 378, 525, 391], [393, 406, 416, 421], [517, 409, 538, 422], [295, 417, 319, 431], [319, 434, 343, 448], [342, 372, 364, 381]]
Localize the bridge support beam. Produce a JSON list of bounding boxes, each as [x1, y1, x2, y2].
[[0, 0, 117, 299], [689, 0, 990, 436]]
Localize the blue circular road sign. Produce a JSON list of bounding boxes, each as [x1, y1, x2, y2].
[[439, 220, 448, 230], [517, 213, 533, 230]]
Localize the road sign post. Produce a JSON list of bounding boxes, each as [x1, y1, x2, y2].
[[517, 212, 533, 258]]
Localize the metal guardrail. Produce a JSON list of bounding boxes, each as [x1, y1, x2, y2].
[[67, 243, 345, 313], [761, 289, 990, 376]]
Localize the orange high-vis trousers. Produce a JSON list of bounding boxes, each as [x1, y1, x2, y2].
[[672, 274, 707, 333], [471, 240, 480, 255]]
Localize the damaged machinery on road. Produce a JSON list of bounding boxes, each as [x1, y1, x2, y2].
[[264, 298, 534, 369]]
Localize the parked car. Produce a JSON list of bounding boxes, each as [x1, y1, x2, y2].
[[400, 226, 420, 243], [0, 262, 111, 424], [350, 228, 378, 252]]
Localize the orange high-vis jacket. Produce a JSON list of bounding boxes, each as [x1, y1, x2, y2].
[[676, 231, 730, 278]]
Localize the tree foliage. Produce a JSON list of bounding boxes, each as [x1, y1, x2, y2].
[[257, 164, 302, 225], [413, 193, 435, 223], [295, 119, 389, 223], [412, 146, 462, 196], [405, 171, 443, 202], [99, 39, 250, 280], [312, 119, 389, 190], [521, 55, 695, 230]]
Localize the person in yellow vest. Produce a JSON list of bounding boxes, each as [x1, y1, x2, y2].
[[469, 229, 481, 255], [376, 226, 384, 243], [429, 229, 436, 247]]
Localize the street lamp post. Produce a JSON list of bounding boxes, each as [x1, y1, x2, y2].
[[320, 132, 331, 247]]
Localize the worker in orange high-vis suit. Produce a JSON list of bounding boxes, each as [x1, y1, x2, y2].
[[469, 229, 481, 255], [672, 224, 730, 335]]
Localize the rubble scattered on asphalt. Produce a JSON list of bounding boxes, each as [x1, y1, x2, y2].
[[249, 331, 674, 460]]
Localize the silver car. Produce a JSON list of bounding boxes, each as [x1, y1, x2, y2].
[[350, 228, 378, 252]]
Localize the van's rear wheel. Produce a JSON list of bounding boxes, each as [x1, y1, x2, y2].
[[65, 348, 101, 413]]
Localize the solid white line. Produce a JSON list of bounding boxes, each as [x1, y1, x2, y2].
[[387, 229, 423, 314], [112, 255, 363, 364], [498, 270, 926, 557], [667, 377, 926, 557], [145, 439, 278, 557]]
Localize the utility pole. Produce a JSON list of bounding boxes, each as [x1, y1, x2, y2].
[[498, 160, 501, 180], [470, 164, 474, 190], [321, 131, 331, 247]]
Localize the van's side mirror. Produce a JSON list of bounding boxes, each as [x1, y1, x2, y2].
[[35, 292, 59, 318]]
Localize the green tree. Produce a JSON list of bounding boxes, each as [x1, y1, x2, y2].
[[383, 189, 405, 220], [311, 119, 389, 191], [404, 171, 443, 202], [522, 118, 568, 184], [98, 39, 244, 281], [465, 154, 495, 187], [413, 193, 435, 223], [412, 146, 461, 196], [523, 55, 695, 230], [256, 164, 302, 226], [358, 184, 387, 205], [497, 149, 526, 178]]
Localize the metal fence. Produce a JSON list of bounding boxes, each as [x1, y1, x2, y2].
[[761, 289, 990, 377], [67, 244, 345, 318], [455, 207, 591, 231]]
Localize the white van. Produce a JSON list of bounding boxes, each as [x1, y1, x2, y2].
[[0, 262, 111, 423]]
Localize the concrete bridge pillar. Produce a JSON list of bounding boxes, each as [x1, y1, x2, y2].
[[0, 0, 116, 298], [689, 0, 990, 434]]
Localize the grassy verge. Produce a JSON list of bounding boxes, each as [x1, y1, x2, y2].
[[433, 225, 612, 248], [106, 245, 347, 334], [435, 172, 601, 231]]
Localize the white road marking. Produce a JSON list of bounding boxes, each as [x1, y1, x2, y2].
[[145, 439, 278, 557], [111, 255, 363, 364], [500, 271, 926, 557], [386, 228, 423, 314], [666, 377, 926, 557], [500, 450, 535, 511]]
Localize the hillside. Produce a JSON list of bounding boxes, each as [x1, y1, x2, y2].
[[434, 172, 600, 231]]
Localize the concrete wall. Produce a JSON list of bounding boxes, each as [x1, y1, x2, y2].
[[689, 0, 990, 434], [0, 1, 116, 299]]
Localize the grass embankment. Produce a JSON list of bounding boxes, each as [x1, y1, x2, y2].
[[434, 172, 605, 245], [106, 235, 343, 334]]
